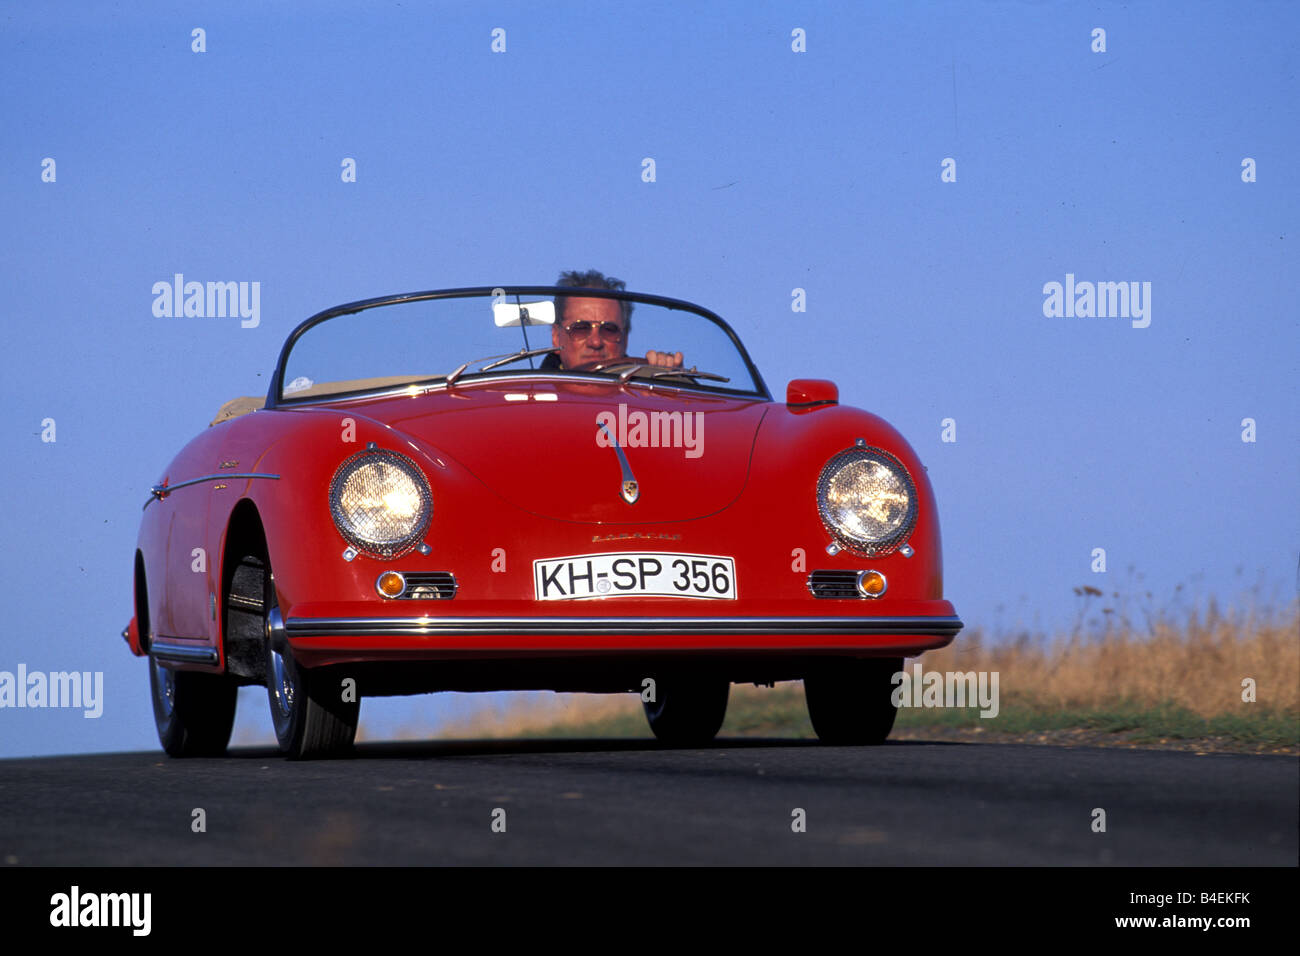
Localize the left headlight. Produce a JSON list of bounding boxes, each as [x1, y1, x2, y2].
[[329, 448, 432, 559], [816, 446, 917, 555]]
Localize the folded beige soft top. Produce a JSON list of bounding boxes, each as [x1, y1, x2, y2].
[[209, 376, 435, 426], [210, 396, 265, 426]]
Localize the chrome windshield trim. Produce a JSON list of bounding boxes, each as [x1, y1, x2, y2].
[[271, 369, 763, 409], [145, 473, 281, 509], [284, 615, 963, 638], [149, 639, 220, 664], [268, 286, 773, 407]]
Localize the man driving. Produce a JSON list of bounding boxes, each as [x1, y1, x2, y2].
[[542, 269, 683, 370]]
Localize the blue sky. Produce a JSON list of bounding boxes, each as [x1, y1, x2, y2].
[[2, 1, 1296, 758]]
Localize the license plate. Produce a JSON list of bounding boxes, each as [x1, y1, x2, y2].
[[533, 552, 737, 601]]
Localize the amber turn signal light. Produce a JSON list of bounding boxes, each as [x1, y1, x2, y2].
[[376, 571, 406, 598], [856, 570, 886, 598]]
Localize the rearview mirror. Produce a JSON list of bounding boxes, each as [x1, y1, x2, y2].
[[493, 300, 556, 327]]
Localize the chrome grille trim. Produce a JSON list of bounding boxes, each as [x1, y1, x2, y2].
[[807, 570, 862, 599], [394, 572, 457, 600]]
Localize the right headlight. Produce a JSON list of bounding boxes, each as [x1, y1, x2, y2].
[[816, 446, 917, 555], [329, 448, 432, 559]]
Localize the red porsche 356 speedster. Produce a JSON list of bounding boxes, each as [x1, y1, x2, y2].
[[124, 285, 961, 757]]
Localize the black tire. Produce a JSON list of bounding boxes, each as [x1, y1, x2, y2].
[[642, 676, 729, 746], [150, 655, 237, 757], [804, 657, 902, 745], [264, 565, 358, 759]]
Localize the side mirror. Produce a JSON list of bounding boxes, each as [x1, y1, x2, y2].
[[786, 379, 839, 408]]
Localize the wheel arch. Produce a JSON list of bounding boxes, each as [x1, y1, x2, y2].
[[133, 550, 151, 655], [220, 498, 272, 682]]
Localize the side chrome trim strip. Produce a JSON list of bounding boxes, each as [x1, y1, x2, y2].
[[145, 473, 281, 509], [284, 615, 963, 638], [149, 639, 220, 664]]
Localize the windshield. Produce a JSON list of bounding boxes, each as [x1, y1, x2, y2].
[[274, 288, 767, 404]]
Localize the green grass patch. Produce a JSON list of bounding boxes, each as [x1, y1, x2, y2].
[[893, 699, 1299, 748], [508, 685, 1299, 751]]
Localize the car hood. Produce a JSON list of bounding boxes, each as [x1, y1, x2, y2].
[[353, 380, 768, 524]]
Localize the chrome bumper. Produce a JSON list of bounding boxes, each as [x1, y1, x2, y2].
[[284, 615, 964, 638]]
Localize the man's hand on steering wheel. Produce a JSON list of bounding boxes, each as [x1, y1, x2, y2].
[[571, 350, 684, 373], [644, 350, 684, 368]]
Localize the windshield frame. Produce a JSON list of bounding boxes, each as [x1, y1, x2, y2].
[[266, 286, 772, 408]]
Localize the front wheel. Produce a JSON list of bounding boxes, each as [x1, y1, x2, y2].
[[804, 657, 902, 745], [642, 676, 729, 746], [150, 656, 237, 757], [264, 567, 359, 759]]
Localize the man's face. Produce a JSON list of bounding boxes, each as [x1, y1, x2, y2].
[[551, 297, 627, 369]]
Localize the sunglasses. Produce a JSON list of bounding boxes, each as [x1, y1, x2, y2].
[[562, 321, 624, 340]]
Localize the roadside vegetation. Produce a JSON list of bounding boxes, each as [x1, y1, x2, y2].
[[390, 592, 1300, 754]]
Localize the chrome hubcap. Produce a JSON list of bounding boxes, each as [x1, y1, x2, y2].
[[270, 648, 295, 717]]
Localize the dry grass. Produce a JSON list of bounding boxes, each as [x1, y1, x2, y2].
[[912, 599, 1299, 717], [413, 692, 642, 741]]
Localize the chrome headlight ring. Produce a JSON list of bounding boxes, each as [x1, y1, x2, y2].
[[328, 448, 432, 559], [816, 446, 918, 556]]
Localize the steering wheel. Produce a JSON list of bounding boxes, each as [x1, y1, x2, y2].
[[569, 358, 651, 374]]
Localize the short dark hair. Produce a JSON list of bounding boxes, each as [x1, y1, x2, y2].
[[555, 269, 633, 333]]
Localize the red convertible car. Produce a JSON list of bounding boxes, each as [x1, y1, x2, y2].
[[125, 285, 961, 757]]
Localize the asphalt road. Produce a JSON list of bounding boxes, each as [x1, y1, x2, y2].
[[1, 739, 1295, 865]]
